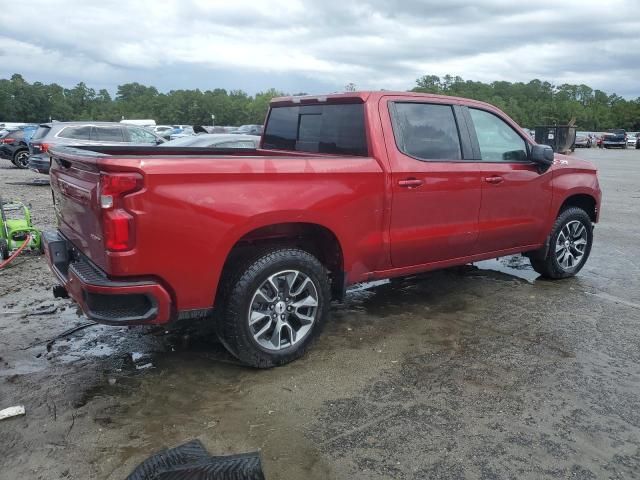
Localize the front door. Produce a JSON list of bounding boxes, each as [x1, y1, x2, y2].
[[381, 99, 484, 268], [466, 107, 553, 253]]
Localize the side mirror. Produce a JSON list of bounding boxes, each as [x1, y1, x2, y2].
[[530, 144, 554, 170]]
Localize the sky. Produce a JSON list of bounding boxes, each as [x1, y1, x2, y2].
[[1, 0, 639, 98]]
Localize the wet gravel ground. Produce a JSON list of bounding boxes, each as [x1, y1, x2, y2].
[[1, 148, 639, 479]]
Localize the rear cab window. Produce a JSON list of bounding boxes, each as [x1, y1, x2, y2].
[[263, 103, 368, 156]]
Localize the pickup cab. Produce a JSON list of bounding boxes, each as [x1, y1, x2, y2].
[[44, 92, 601, 367]]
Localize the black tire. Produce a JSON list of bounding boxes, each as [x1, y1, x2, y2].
[[215, 248, 331, 368], [0, 239, 9, 261], [13, 149, 30, 169], [529, 207, 593, 279]]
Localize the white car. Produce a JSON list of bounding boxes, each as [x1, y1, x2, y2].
[[627, 135, 637, 147]]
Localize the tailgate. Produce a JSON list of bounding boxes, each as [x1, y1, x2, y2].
[[49, 147, 107, 269]]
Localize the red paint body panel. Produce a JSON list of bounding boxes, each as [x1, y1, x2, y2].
[[47, 92, 601, 325], [476, 162, 554, 252]]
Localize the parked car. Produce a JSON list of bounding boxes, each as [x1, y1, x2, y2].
[[169, 126, 196, 140], [28, 122, 166, 174], [159, 134, 260, 148], [602, 129, 627, 149], [43, 91, 601, 368], [170, 125, 191, 135], [626, 134, 637, 148], [0, 125, 38, 168], [151, 125, 175, 139], [574, 132, 592, 148], [231, 124, 263, 136]]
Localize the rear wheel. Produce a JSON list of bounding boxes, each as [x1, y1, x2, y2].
[[13, 150, 30, 169], [215, 248, 330, 368], [529, 207, 593, 279]]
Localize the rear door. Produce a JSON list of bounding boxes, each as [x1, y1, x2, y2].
[[465, 107, 553, 252], [381, 97, 483, 267]]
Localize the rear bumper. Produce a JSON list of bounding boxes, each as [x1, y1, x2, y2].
[[28, 154, 50, 174], [43, 230, 172, 325]]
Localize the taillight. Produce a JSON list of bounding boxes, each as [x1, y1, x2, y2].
[[1, 138, 15, 144], [99, 172, 143, 252], [103, 210, 134, 251], [32, 143, 50, 152]]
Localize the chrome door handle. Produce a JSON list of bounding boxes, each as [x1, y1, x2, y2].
[[484, 176, 504, 184], [398, 178, 424, 188]]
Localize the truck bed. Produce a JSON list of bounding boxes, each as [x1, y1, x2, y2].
[[48, 144, 386, 315]]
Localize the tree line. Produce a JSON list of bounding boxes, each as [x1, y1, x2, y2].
[[0, 74, 287, 126], [2, 73, 639, 130], [412, 75, 640, 131]]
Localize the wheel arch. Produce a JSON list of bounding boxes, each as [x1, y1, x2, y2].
[[559, 193, 598, 223], [219, 221, 346, 301]]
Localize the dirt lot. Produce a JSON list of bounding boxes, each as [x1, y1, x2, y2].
[[1, 148, 639, 480]]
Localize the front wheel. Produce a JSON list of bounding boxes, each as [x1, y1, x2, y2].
[[216, 248, 330, 368], [529, 207, 593, 279]]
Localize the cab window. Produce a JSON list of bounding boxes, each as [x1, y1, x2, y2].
[[469, 109, 528, 162], [390, 103, 462, 161]]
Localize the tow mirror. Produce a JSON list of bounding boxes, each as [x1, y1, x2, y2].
[[530, 144, 554, 170]]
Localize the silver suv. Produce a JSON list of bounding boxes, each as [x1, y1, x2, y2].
[[28, 122, 165, 174]]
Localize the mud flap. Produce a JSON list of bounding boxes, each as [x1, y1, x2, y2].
[[126, 440, 265, 480]]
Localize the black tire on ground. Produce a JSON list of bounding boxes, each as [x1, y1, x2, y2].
[[529, 207, 593, 279], [0, 239, 9, 261], [215, 248, 331, 368], [13, 149, 30, 169]]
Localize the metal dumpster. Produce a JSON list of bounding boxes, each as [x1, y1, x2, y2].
[[534, 125, 577, 154]]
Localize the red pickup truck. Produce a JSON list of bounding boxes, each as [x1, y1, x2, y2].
[[44, 91, 601, 367]]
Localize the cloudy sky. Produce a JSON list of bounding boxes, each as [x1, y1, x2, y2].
[[1, 0, 639, 97]]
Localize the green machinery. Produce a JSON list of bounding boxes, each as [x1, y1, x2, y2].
[[0, 197, 42, 261]]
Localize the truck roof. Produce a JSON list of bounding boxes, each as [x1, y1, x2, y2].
[[270, 91, 500, 111]]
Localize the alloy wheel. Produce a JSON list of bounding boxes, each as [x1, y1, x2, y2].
[[248, 270, 319, 351], [555, 220, 588, 270], [15, 151, 30, 168]]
